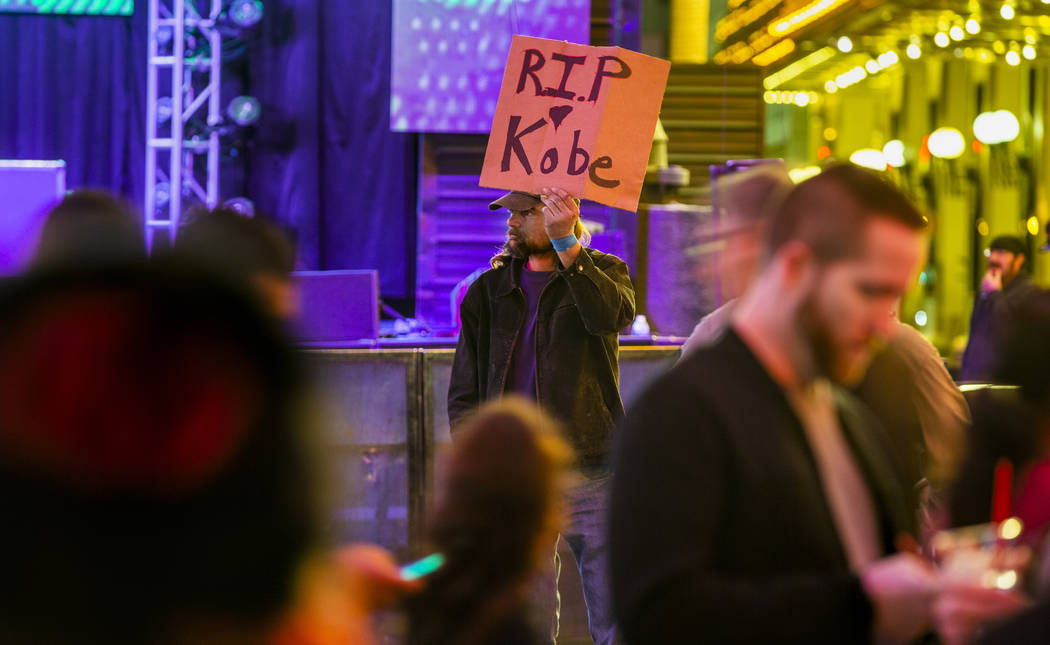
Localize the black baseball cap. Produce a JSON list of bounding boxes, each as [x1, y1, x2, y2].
[[989, 235, 1027, 257], [489, 190, 542, 212]]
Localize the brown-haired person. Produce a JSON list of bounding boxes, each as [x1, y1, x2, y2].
[[611, 164, 936, 644], [175, 206, 299, 321], [408, 397, 571, 645], [448, 187, 634, 644], [32, 189, 146, 269]]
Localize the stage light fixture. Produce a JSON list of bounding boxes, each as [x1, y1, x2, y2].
[[155, 182, 171, 208], [934, 32, 950, 47], [906, 43, 922, 59], [950, 26, 964, 41], [1023, 44, 1036, 60], [227, 96, 261, 126], [228, 0, 263, 28], [156, 96, 174, 124], [1005, 50, 1021, 65], [223, 197, 256, 217], [1001, 3, 1015, 20], [966, 19, 980, 34], [837, 36, 853, 52]]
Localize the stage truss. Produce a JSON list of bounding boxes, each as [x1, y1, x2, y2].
[[145, 0, 222, 247]]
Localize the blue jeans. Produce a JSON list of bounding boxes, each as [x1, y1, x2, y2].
[[543, 467, 618, 645]]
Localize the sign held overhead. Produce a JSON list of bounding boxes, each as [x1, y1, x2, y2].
[[480, 36, 671, 212]]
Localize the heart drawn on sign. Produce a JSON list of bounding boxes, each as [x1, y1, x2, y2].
[[548, 105, 573, 130]]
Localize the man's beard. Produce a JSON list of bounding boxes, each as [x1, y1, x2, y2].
[[797, 289, 875, 386], [505, 233, 554, 259]]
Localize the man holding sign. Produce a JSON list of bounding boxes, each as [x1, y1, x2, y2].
[[449, 34, 662, 644], [447, 184, 634, 645]]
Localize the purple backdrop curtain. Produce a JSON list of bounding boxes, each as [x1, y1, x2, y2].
[[0, 12, 147, 206], [247, 1, 417, 300], [0, 5, 416, 301]]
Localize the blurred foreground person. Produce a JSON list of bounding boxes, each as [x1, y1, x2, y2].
[[611, 165, 934, 644], [32, 189, 145, 268], [175, 206, 298, 320], [960, 235, 1037, 382], [408, 398, 571, 645], [679, 162, 792, 357], [0, 261, 408, 645], [937, 290, 1050, 644], [681, 166, 967, 492]]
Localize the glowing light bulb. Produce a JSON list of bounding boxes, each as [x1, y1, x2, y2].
[[850, 148, 886, 171], [950, 25, 965, 41], [935, 32, 950, 47], [837, 36, 853, 52], [966, 19, 980, 34], [1001, 4, 1015, 20], [1023, 44, 1036, 60], [906, 43, 922, 59], [928, 127, 965, 159], [1006, 50, 1021, 65], [882, 140, 906, 167]]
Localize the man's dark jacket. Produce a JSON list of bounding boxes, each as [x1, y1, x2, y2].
[[960, 273, 1039, 381], [447, 248, 635, 467], [610, 329, 914, 644]]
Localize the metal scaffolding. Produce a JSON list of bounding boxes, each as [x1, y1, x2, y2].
[[145, 0, 222, 247]]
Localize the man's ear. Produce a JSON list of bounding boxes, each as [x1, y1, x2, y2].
[[777, 239, 816, 287]]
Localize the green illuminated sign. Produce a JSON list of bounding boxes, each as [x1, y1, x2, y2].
[[0, 0, 133, 15]]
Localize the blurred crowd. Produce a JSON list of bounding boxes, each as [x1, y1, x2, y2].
[[3, 168, 1050, 645]]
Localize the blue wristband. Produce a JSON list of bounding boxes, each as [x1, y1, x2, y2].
[[552, 233, 578, 252]]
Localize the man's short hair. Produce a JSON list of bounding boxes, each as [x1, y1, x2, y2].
[[714, 162, 793, 228], [176, 207, 297, 279], [765, 163, 927, 263], [34, 189, 145, 268], [989, 235, 1027, 259]]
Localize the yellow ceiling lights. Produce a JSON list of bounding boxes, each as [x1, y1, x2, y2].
[[763, 46, 836, 89], [716, 0, 784, 42], [763, 90, 819, 106], [752, 38, 797, 65], [769, 0, 852, 37], [825, 50, 898, 92]]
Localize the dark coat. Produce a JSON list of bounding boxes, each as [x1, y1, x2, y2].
[[610, 329, 914, 644], [447, 248, 635, 467], [960, 273, 1039, 382]]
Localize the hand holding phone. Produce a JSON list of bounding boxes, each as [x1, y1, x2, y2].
[[399, 553, 445, 581]]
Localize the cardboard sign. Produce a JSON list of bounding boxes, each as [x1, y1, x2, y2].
[[480, 36, 670, 212]]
